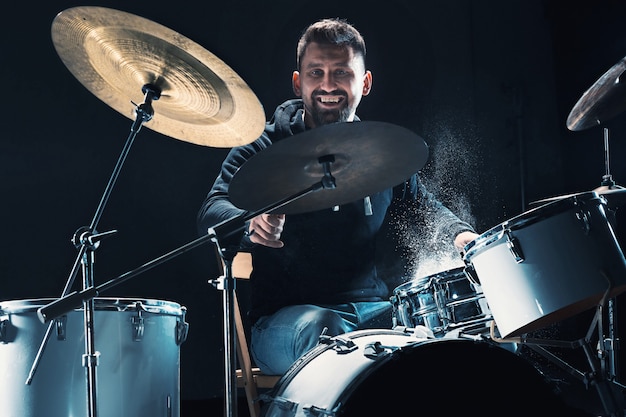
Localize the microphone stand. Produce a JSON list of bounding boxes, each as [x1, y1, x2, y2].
[[27, 84, 160, 417], [38, 156, 339, 417]]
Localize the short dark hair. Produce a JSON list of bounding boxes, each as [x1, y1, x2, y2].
[[296, 18, 366, 70]]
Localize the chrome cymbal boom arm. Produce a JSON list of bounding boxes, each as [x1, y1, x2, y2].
[[29, 85, 159, 417], [38, 147, 334, 417]]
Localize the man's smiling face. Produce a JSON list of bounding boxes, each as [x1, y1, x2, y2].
[[292, 41, 372, 128]]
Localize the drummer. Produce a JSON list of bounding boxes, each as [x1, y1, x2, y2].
[[197, 17, 478, 376]]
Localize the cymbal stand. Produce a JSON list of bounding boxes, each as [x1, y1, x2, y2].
[[208, 156, 336, 417], [210, 244, 239, 417], [28, 83, 161, 417], [498, 287, 625, 416], [599, 127, 621, 384], [599, 127, 621, 189], [38, 155, 339, 417]]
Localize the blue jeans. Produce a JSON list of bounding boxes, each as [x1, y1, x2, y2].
[[250, 301, 393, 375]]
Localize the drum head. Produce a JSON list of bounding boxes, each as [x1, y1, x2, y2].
[[337, 340, 571, 416]]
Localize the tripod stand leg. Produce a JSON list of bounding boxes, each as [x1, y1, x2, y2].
[[81, 250, 100, 417], [211, 246, 240, 417]]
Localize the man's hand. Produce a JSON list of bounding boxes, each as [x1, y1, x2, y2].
[[454, 231, 479, 253], [248, 213, 286, 248]]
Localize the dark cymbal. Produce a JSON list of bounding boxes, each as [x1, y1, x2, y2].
[[51, 6, 265, 147], [567, 56, 626, 131], [229, 121, 429, 214], [594, 184, 626, 205], [530, 184, 626, 206]]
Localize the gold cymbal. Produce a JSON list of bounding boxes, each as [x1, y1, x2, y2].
[[51, 6, 265, 147], [567, 56, 626, 131], [229, 121, 429, 214]]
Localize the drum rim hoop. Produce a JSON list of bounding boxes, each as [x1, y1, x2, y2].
[[0, 297, 184, 315]]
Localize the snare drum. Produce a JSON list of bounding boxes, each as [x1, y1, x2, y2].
[[390, 267, 492, 335], [260, 329, 571, 416], [0, 298, 188, 417], [463, 191, 626, 337]]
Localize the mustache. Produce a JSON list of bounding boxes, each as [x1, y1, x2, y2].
[[313, 90, 347, 99]]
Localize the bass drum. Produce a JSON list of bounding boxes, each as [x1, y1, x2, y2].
[[0, 297, 188, 417], [260, 329, 582, 417]]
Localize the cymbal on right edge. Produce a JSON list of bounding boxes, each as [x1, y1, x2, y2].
[[567, 56, 626, 131], [530, 185, 626, 206]]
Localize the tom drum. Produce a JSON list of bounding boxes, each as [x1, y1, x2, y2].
[[463, 191, 626, 337], [0, 297, 188, 417]]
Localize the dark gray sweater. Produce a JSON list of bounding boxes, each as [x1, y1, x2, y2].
[[197, 99, 475, 322]]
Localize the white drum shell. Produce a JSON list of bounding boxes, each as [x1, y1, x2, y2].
[[463, 192, 626, 337], [0, 298, 186, 417], [265, 329, 421, 417], [260, 329, 567, 417]]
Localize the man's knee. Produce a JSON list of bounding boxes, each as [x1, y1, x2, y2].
[[297, 308, 351, 342]]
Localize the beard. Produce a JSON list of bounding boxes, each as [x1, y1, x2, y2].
[[310, 106, 352, 127], [307, 92, 353, 127]]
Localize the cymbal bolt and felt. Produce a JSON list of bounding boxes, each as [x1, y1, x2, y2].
[[318, 154, 337, 190]]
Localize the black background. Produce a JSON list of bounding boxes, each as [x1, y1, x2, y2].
[[3, 0, 626, 407]]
